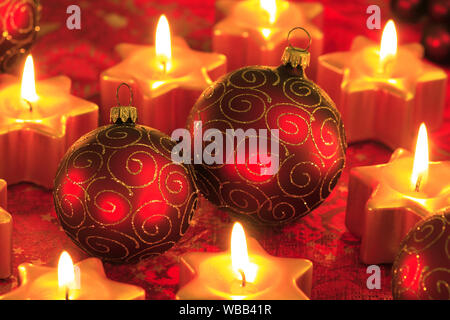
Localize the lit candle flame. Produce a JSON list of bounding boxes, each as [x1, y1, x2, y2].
[[379, 20, 397, 67], [260, 0, 277, 24], [58, 251, 75, 299], [261, 28, 271, 39], [231, 222, 257, 284], [155, 14, 172, 73], [21, 55, 38, 103], [411, 123, 429, 192]]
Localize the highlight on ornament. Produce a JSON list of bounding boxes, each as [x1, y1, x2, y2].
[[171, 121, 280, 175]]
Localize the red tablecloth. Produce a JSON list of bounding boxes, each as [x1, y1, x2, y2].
[[0, 0, 449, 300]]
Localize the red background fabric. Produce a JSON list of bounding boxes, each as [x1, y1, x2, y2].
[[0, 0, 449, 300]]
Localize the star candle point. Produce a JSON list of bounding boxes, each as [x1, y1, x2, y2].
[[99, 36, 227, 133], [213, 0, 324, 77], [354, 149, 450, 215], [0, 73, 99, 188], [317, 36, 447, 150], [103, 37, 227, 98], [176, 237, 312, 300], [0, 74, 97, 138], [0, 257, 145, 300], [346, 148, 450, 264], [216, 1, 324, 42]]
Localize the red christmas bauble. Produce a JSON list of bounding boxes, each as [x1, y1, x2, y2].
[[421, 23, 450, 65], [53, 109, 198, 263], [0, 0, 40, 73], [391, 0, 427, 22], [428, 0, 449, 23], [186, 46, 346, 226], [392, 211, 450, 300]]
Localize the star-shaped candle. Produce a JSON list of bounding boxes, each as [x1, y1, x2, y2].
[[176, 222, 312, 300], [0, 251, 145, 300], [0, 179, 12, 280], [317, 20, 447, 150], [213, 0, 323, 78], [0, 55, 98, 189], [346, 124, 450, 264], [100, 15, 227, 135]]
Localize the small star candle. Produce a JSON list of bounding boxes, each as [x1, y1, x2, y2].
[[213, 0, 323, 78], [0, 179, 12, 279], [345, 124, 450, 264], [317, 20, 447, 150], [0, 251, 145, 300], [177, 222, 312, 300], [0, 55, 98, 188], [100, 15, 227, 135]]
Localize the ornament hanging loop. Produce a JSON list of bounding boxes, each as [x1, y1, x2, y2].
[[287, 27, 311, 52], [110, 82, 138, 124], [116, 82, 134, 107], [282, 27, 311, 69]]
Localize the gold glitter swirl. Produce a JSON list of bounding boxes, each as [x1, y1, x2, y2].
[[320, 157, 345, 200], [158, 163, 191, 207], [65, 143, 105, 184], [126, 242, 175, 263], [220, 181, 270, 215], [408, 215, 446, 254], [196, 81, 226, 113], [76, 226, 139, 262], [84, 177, 132, 226], [55, 192, 86, 229], [180, 192, 198, 236], [283, 77, 321, 108], [96, 125, 142, 149], [277, 154, 323, 198], [220, 89, 268, 124], [191, 165, 222, 204], [265, 103, 312, 146], [131, 200, 176, 245], [146, 128, 177, 161], [107, 144, 158, 189], [421, 268, 450, 300], [228, 67, 269, 89], [259, 196, 309, 223], [311, 106, 343, 160]]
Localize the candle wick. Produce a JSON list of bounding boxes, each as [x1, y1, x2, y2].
[[24, 99, 33, 112], [238, 269, 246, 288], [65, 286, 69, 301], [414, 175, 423, 193], [161, 60, 167, 75]]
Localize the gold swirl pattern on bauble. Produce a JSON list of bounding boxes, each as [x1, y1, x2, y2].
[[53, 124, 198, 263], [187, 65, 346, 225]]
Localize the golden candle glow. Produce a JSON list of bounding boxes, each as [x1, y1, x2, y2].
[[261, 28, 271, 39], [260, 0, 277, 24], [58, 251, 75, 290], [411, 123, 429, 191], [231, 222, 257, 283], [20, 55, 38, 103], [379, 20, 397, 67], [155, 14, 172, 73]]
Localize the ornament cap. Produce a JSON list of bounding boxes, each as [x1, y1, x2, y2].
[[110, 106, 138, 124], [281, 27, 311, 69], [281, 46, 310, 69], [110, 83, 137, 124]]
